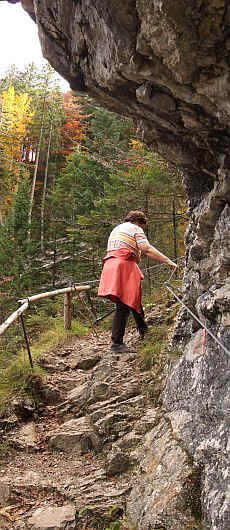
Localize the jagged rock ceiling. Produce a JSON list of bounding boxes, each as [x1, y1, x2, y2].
[[9, 0, 230, 202]]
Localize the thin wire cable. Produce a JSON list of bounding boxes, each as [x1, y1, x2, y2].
[[73, 284, 99, 337], [74, 256, 185, 285], [165, 281, 230, 358]]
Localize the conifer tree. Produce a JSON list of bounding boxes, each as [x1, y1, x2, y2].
[[0, 172, 39, 297]]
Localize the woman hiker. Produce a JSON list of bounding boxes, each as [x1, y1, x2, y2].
[[98, 210, 177, 354]]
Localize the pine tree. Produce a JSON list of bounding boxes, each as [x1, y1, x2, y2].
[[0, 172, 39, 297]]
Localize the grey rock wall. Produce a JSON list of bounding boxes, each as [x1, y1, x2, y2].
[[8, 1, 230, 528]]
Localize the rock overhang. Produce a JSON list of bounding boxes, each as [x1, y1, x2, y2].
[[7, 0, 230, 187]]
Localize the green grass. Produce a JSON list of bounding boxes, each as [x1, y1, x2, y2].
[[100, 313, 114, 331], [0, 441, 10, 460], [29, 315, 89, 356], [0, 315, 90, 413], [137, 324, 168, 368]]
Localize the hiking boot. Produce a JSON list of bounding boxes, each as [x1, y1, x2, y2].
[[139, 331, 148, 340], [138, 333, 145, 341], [110, 343, 136, 354], [138, 326, 149, 340]]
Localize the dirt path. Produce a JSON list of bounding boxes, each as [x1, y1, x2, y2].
[[0, 327, 158, 529]]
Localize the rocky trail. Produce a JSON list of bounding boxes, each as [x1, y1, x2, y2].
[[0, 301, 204, 530], [0, 318, 165, 530]]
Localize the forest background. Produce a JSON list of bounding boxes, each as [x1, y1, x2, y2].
[[0, 63, 187, 369]]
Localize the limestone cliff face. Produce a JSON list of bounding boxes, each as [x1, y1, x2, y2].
[[10, 1, 230, 529]]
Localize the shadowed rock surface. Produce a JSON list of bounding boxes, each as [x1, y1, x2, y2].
[[5, 1, 230, 529]]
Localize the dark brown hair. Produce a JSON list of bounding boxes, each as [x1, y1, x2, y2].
[[123, 210, 147, 225]]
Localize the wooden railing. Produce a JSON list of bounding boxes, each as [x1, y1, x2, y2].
[[0, 284, 91, 368]]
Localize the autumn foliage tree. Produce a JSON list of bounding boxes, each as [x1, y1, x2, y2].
[[0, 86, 33, 216], [60, 91, 88, 158]]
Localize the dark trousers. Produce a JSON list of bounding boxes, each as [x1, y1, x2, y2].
[[112, 298, 148, 345]]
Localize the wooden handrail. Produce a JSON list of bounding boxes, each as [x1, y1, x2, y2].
[[0, 301, 29, 336], [18, 285, 90, 304], [0, 285, 91, 337]]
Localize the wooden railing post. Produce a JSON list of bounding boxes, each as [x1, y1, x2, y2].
[[64, 292, 72, 330], [0, 285, 91, 338]]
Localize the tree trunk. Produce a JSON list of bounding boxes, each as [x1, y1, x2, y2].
[[41, 120, 53, 252], [27, 100, 46, 244], [64, 292, 72, 329]]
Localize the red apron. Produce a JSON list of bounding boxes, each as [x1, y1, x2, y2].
[[98, 248, 144, 313]]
